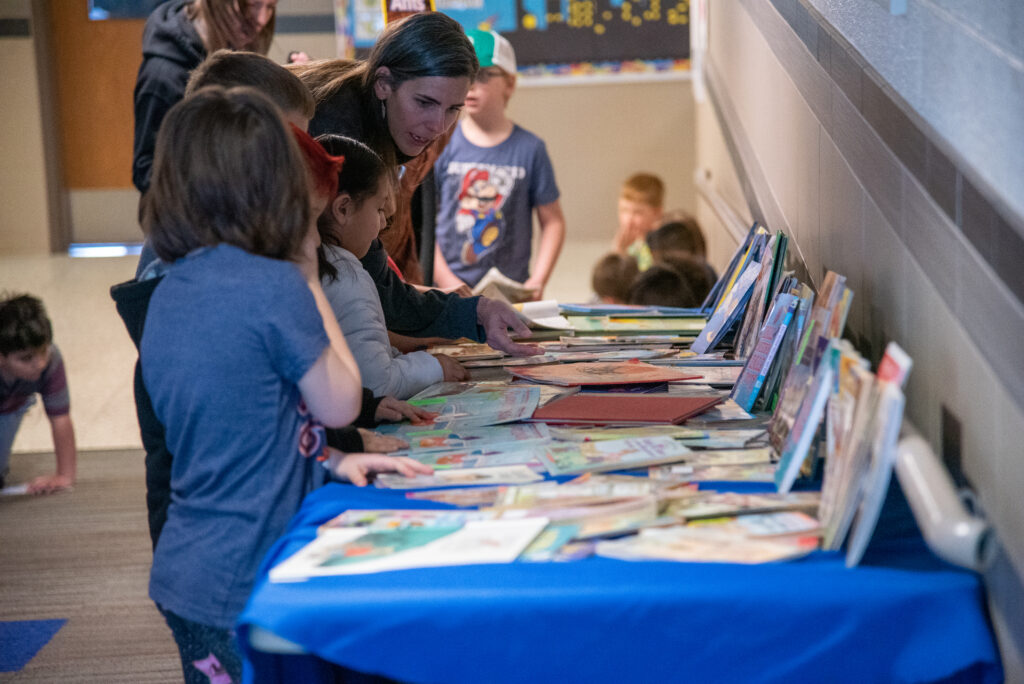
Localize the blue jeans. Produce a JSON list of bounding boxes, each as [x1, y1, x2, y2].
[[0, 395, 36, 481], [158, 606, 243, 684]]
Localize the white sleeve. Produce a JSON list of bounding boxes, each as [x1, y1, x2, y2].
[[322, 259, 443, 400]]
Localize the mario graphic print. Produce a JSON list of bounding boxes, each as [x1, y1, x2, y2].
[[455, 167, 514, 265]]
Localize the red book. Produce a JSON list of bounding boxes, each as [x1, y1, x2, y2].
[[531, 394, 724, 425]]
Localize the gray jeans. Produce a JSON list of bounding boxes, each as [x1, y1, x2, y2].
[[0, 394, 36, 478]]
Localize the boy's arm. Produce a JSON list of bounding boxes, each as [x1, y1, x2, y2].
[[27, 413, 76, 495], [432, 243, 468, 291], [523, 200, 566, 300]]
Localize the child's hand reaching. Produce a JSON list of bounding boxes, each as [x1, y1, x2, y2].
[[27, 473, 73, 495], [328, 449, 433, 487], [356, 428, 408, 453], [374, 396, 436, 424], [433, 353, 470, 382]]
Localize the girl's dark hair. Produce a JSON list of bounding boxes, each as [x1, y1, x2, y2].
[[315, 134, 391, 281], [190, 0, 275, 54], [0, 293, 52, 354], [143, 86, 310, 263], [293, 13, 477, 166]]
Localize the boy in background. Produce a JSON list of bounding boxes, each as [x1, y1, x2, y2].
[[591, 252, 639, 304], [612, 172, 664, 270], [433, 30, 565, 301], [0, 294, 76, 494]]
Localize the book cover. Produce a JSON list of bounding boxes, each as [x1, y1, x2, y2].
[[374, 464, 544, 490], [471, 266, 536, 303], [269, 518, 548, 580], [731, 293, 799, 411], [774, 346, 835, 493], [509, 361, 700, 387], [380, 423, 552, 454], [531, 394, 722, 425], [690, 260, 762, 354], [402, 385, 541, 429], [538, 436, 691, 476]]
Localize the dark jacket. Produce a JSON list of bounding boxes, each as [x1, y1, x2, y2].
[[110, 275, 380, 550], [132, 0, 205, 194]]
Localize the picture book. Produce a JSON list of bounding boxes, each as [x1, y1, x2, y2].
[[405, 385, 540, 428], [667, 365, 744, 386], [519, 524, 581, 561], [269, 518, 548, 580], [409, 380, 511, 401], [319, 509, 496, 533], [567, 316, 706, 335], [547, 425, 705, 442], [734, 234, 778, 358], [510, 361, 700, 387], [690, 259, 762, 355], [676, 428, 767, 449], [471, 267, 536, 303], [425, 343, 504, 361], [531, 394, 722, 425], [774, 343, 835, 493], [379, 423, 552, 454], [679, 398, 754, 425], [665, 491, 821, 520], [404, 446, 545, 470], [659, 446, 775, 468], [731, 293, 799, 411], [664, 463, 777, 482], [513, 300, 574, 330], [511, 496, 661, 540], [688, 511, 820, 538], [595, 525, 815, 564], [405, 486, 506, 507], [556, 334, 696, 347], [845, 382, 906, 567], [538, 436, 691, 476], [374, 464, 544, 490]]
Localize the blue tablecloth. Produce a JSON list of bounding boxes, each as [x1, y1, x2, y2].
[[238, 483, 1001, 684]]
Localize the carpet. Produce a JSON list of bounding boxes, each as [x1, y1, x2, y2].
[[0, 619, 66, 672]]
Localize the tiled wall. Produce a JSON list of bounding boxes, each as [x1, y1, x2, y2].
[[698, 0, 1024, 675]]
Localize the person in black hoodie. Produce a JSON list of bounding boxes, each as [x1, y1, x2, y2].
[[132, 0, 277, 195]]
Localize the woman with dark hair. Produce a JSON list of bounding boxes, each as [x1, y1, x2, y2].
[[132, 0, 277, 194], [291, 13, 538, 356]]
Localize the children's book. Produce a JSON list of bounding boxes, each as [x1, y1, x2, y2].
[[658, 463, 778, 482], [538, 436, 691, 476], [660, 446, 775, 468], [734, 234, 779, 358], [494, 478, 658, 509], [269, 517, 548, 580], [405, 486, 506, 507], [471, 267, 536, 303], [547, 425, 705, 442], [531, 394, 722, 425], [690, 259, 762, 355], [505, 496, 661, 540], [519, 524, 581, 561], [703, 222, 765, 313], [845, 382, 906, 567], [678, 398, 754, 425], [405, 385, 541, 428], [668, 365, 744, 387], [567, 316, 706, 335], [665, 491, 821, 520], [595, 525, 815, 564], [510, 361, 700, 387], [555, 334, 696, 347], [318, 509, 497, 533], [688, 511, 820, 538], [513, 300, 574, 330], [731, 293, 799, 411], [774, 344, 836, 493], [409, 380, 511, 401], [374, 464, 545, 490], [380, 423, 551, 454], [425, 343, 504, 361], [404, 446, 545, 470], [676, 428, 767, 449]]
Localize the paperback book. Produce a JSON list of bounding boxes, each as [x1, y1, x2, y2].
[[510, 361, 700, 387], [374, 464, 545, 490], [531, 393, 722, 425], [538, 436, 691, 475]]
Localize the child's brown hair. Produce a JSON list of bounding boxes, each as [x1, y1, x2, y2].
[[628, 264, 698, 308], [186, 50, 315, 120], [142, 86, 310, 263], [0, 293, 52, 355], [591, 252, 639, 304], [657, 250, 716, 304], [620, 173, 665, 209], [647, 211, 707, 259]]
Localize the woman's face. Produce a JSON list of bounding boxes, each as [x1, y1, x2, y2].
[[374, 70, 471, 157], [232, 0, 276, 46]]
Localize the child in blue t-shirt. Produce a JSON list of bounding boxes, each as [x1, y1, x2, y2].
[[139, 85, 429, 682], [433, 30, 565, 300]]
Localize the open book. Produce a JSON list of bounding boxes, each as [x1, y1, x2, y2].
[[471, 267, 536, 303]]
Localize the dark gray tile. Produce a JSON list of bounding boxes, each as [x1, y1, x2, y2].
[[828, 37, 863, 109], [860, 75, 927, 180], [790, 1, 818, 56], [830, 82, 902, 231], [900, 171, 961, 309], [816, 25, 832, 72], [0, 18, 30, 37], [861, 197, 906, 364], [960, 179, 996, 263], [924, 143, 958, 222], [990, 212, 1024, 305], [957, 246, 1024, 410]]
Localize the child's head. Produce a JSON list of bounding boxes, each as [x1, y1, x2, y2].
[[186, 49, 315, 130], [0, 294, 52, 381], [193, 0, 277, 54], [656, 250, 717, 304], [316, 134, 392, 267], [591, 252, 639, 304], [143, 86, 310, 263], [618, 173, 665, 244], [627, 264, 698, 308], [465, 30, 517, 116], [647, 211, 707, 260], [291, 125, 344, 217]]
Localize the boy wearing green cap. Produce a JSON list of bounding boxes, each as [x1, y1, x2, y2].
[[433, 29, 565, 300]]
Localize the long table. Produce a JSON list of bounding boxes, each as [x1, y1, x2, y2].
[[238, 482, 1001, 683]]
